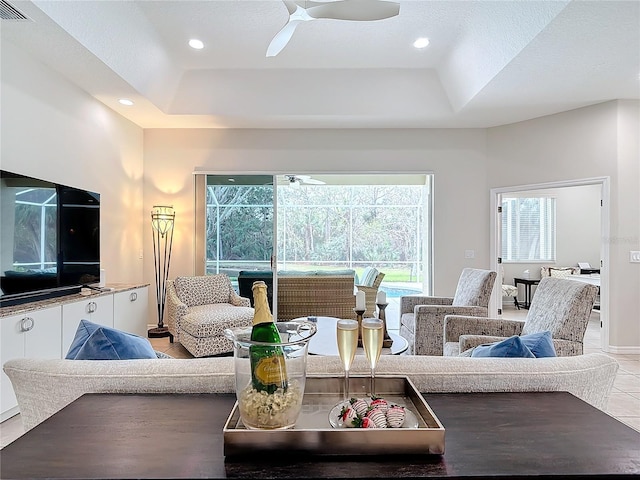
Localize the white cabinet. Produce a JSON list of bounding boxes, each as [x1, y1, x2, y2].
[[61, 295, 114, 357], [114, 287, 148, 337], [1, 284, 149, 421], [1, 306, 62, 421]]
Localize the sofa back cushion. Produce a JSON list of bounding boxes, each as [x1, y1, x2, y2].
[[173, 275, 231, 307], [452, 268, 497, 307]]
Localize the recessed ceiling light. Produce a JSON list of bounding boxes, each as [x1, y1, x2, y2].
[[189, 38, 204, 50], [118, 98, 134, 106], [413, 37, 430, 49]]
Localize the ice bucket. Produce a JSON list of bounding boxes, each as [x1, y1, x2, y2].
[[224, 320, 317, 430]]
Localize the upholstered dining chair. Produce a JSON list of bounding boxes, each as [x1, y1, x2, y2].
[[443, 276, 599, 357], [399, 268, 497, 355]]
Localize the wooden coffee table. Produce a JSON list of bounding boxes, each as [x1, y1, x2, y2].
[[2, 391, 639, 478], [303, 316, 409, 355]]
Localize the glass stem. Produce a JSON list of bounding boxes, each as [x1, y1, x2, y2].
[[371, 367, 376, 397], [344, 369, 350, 404]]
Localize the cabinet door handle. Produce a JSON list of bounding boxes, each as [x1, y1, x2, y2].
[[129, 292, 137, 302], [20, 317, 35, 332], [87, 301, 97, 314]]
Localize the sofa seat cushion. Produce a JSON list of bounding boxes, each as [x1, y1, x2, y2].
[[181, 304, 254, 338]]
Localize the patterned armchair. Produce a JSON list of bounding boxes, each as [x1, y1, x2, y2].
[[443, 276, 598, 356], [165, 274, 254, 357], [399, 268, 496, 355]]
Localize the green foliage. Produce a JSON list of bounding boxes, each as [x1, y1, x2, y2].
[[206, 182, 425, 278]]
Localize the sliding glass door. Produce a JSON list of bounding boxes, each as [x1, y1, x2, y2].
[[196, 173, 433, 320], [200, 174, 275, 279]]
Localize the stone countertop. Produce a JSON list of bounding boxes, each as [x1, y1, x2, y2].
[[0, 283, 150, 318]]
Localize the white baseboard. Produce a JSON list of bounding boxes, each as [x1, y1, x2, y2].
[[605, 345, 640, 355]]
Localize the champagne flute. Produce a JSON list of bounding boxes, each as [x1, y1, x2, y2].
[[336, 319, 359, 406], [361, 318, 384, 397]]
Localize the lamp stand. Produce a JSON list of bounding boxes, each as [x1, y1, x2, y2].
[[376, 302, 393, 348], [148, 206, 174, 339]]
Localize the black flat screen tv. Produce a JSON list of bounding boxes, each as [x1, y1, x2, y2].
[[0, 170, 100, 307]]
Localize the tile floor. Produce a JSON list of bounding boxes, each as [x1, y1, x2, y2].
[[2, 305, 639, 449]]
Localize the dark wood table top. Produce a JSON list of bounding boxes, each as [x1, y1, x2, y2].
[[2, 391, 639, 479]]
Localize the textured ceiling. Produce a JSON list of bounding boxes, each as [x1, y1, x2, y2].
[[2, 0, 639, 129]]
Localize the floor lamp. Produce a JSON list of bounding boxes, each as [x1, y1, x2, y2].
[[148, 205, 175, 339]]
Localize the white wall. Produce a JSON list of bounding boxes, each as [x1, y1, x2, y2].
[[502, 184, 601, 283], [488, 101, 640, 352], [1, 40, 145, 287]]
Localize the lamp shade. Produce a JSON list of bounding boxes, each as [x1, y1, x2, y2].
[[151, 205, 175, 236]]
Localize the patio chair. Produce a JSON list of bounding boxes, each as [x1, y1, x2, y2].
[[399, 268, 496, 355], [443, 276, 598, 356], [356, 268, 385, 317]]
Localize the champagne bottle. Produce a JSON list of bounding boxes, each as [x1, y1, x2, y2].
[[250, 281, 288, 393]]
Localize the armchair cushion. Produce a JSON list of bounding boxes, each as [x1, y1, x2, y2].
[[173, 275, 232, 306], [471, 336, 536, 358], [452, 268, 497, 307], [360, 267, 380, 287]]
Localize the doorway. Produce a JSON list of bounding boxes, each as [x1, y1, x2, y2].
[[490, 177, 610, 352]]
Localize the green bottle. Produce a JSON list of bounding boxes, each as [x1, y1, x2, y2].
[[250, 281, 288, 393]]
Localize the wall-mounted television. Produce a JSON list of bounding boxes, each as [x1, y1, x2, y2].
[[0, 170, 100, 307]]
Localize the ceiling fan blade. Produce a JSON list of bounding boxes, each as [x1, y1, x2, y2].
[[307, 0, 400, 21], [296, 175, 326, 185], [283, 0, 299, 15], [266, 19, 303, 57]]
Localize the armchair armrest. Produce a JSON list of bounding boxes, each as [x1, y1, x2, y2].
[[411, 305, 487, 356], [229, 289, 251, 308], [443, 315, 525, 344], [165, 282, 188, 340], [553, 339, 584, 356], [400, 295, 453, 314]]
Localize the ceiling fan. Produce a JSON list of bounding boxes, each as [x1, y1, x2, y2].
[[284, 174, 326, 186], [266, 0, 401, 57]]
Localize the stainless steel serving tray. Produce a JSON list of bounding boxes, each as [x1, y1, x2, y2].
[[223, 375, 445, 456]]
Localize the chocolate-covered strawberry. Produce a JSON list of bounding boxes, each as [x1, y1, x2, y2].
[[350, 398, 369, 417], [338, 405, 358, 427], [370, 397, 389, 413], [386, 405, 406, 428], [366, 407, 388, 428]]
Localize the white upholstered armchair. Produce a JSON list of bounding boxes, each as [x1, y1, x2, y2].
[[165, 274, 254, 357], [443, 276, 599, 356], [399, 268, 497, 355]]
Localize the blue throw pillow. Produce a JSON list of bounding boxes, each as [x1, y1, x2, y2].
[[471, 335, 535, 358], [65, 319, 101, 359], [520, 331, 557, 358], [66, 319, 156, 360]]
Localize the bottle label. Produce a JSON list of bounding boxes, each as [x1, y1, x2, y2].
[[254, 354, 287, 386]]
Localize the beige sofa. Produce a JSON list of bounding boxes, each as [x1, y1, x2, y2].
[[4, 353, 618, 432]]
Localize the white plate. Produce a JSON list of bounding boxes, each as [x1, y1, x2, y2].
[[328, 401, 419, 429]]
